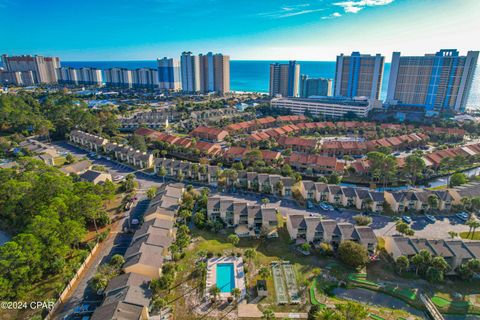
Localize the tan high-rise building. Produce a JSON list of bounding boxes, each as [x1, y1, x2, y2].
[[334, 52, 384, 100], [1, 54, 60, 84], [269, 61, 300, 97], [213, 53, 230, 95], [386, 49, 479, 113]]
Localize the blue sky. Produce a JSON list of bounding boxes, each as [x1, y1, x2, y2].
[[0, 0, 479, 61]]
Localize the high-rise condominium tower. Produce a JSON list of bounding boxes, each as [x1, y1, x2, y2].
[[269, 61, 300, 97], [386, 49, 479, 113], [300, 75, 332, 98], [334, 52, 384, 100], [213, 53, 230, 95], [1, 54, 61, 84], [180, 52, 201, 93], [157, 57, 181, 91]]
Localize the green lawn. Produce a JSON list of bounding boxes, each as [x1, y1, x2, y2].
[[370, 314, 386, 320], [460, 231, 480, 240], [385, 286, 417, 301]]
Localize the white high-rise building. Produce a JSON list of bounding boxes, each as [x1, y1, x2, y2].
[[180, 52, 200, 93], [1, 54, 61, 84], [157, 57, 181, 91], [105, 68, 133, 88]]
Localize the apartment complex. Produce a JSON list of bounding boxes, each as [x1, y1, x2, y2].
[[207, 196, 278, 237], [104, 68, 133, 87], [1, 54, 60, 84], [157, 57, 181, 91], [300, 75, 332, 98], [334, 52, 384, 100], [180, 51, 230, 94], [386, 49, 479, 113], [385, 236, 480, 274], [286, 215, 377, 252], [269, 61, 300, 97], [57, 67, 103, 86], [271, 97, 378, 118]]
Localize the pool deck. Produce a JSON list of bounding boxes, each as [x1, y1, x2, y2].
[[206, 256, 246, 300]]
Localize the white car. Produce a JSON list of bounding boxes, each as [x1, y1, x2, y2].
[[113, 175, 124, 181], [131, 219, 139, 225]]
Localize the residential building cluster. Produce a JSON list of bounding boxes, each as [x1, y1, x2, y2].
[[57, 67, 103, 86], [286, 215, 377, 253], [207, 196, 278, 237], [270, 49, 478, 114], [385, 235, 480, 275], [68, 129, 480, 215], [1, 54, 60, 85], [1, 51, 231, 94], [91, 183, 184, 320]]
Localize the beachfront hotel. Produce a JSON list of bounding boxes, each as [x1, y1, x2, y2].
[[334, 52, 384, 100], [1, 54, 61, 85], [180, 51, 230, 95], [386, 49, 479, 114], [269, 61, 300, 98]]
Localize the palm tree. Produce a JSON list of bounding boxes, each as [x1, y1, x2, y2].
[[209, 285, 221, 302], [466, 218, 476, 238], [448, 231, 458, 239], [231, 287, 241, 304], [259, 266, 270, 280], [261, 198, 270, 207], [158, 166, 167, 183], [470, 221, 480, 239], [261, 308, 276, 320], [396, 256, 410, 275]]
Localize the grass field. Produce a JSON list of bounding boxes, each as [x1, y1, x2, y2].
[[460, 231, 480, 240]]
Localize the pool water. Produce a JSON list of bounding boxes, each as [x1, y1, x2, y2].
[[216, 263, 235, 293]]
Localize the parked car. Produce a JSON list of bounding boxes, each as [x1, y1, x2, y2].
[[402, 215, 412, 224], [455, 212, 469, 221], [73, 304, 92, 316], [425, 214, 436, 223], [307, 201, 314, 209], [320, 202, 334, 211], [113, 175, 124, 181], [131, 218, 139, 225]]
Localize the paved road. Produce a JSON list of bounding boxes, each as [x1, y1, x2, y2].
[[54, 194, 150, 320]]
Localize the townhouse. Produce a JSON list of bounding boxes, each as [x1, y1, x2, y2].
[[277, 136, 318, 153], [226, 116, 277, 133], [69, 130, 109, 153], [91, 183, 183, 320], [286, 215, 377, 252], [385, 236, 480, 274], [120, 110, 181, 130], [207, 196, 278, 237], [154, 158, 221, 185], [423, 143, 480, 168], [300, 181, 385, 212], [286, 153, 345, 175], [248, 124, 302, 142], [190, 126, 229, 142], [68, 130, 154, 169]]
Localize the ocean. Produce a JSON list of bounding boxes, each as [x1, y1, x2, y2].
[[63, 60, 479, 108]]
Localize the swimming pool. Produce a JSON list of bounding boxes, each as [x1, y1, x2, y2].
[[216, 263, 235, 293]]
